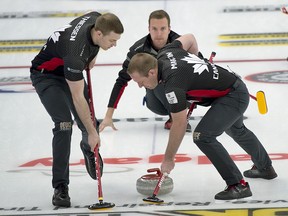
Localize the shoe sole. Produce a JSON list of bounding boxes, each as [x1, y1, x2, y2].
[[244, 173, 278, 180], [215, 196, 252, 203], [214, 185, 252, 201], [52, 199, 71, 207]]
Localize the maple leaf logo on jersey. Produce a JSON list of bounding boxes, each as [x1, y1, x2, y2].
[[49, 24, 72, 43], [181, 53, 208, 75]]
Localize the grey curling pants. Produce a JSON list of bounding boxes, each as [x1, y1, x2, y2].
[[193, 78, 272, 185], [30, 72, 92, 188]]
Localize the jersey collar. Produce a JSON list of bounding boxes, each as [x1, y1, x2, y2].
[[87, 25, 99, 47]]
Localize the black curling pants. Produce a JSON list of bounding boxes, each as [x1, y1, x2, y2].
[[193, 79, 272, 185], [30, 73, 90, 188]]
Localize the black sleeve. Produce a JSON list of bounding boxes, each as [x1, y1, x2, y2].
[[107, 54, 132, 108], [63, 55, 85, 81], [107, 40, 144, 108], [165, 87, 187, 113]]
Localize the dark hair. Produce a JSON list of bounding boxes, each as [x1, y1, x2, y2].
[[148, 10, 170, 26], [94, 13, 124, 35]]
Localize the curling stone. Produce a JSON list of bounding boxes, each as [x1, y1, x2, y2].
[[136, 168, 173, 195]]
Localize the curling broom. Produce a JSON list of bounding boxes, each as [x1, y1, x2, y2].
[[86, 69, 115, 210], [209, 52, 268, 114]]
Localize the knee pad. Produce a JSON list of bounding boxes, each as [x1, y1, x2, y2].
[[193, 131, 201, 144], [193, 131, 215, 146], [59, 121, 73, 131], [53, 121, 73, 133]]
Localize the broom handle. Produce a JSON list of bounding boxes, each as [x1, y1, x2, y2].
[[86, 69, 104, 202]]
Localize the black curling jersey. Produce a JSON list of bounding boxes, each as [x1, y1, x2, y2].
[[157, 40, 238, 113], [30, 12, 101, 81], [108, 31, 180, 108]]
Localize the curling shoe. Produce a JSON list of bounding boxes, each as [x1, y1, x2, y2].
[[164, 118, 192, 133], [164, 118, 172, 130], [243, 165, 277, 180], [186, 122, 192, 133], [215, 181, 252, 200], [52, 184, 71, 207]]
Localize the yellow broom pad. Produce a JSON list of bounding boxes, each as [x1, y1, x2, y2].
[[256, 91, 268, 114]]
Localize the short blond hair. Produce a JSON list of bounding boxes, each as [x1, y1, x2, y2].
[[127, 53, 158, 77]]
